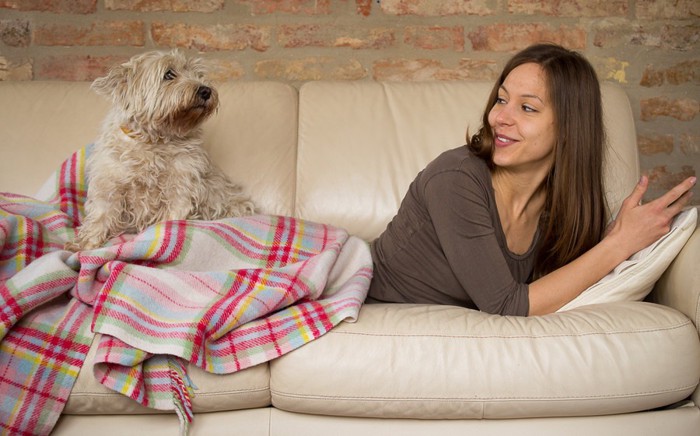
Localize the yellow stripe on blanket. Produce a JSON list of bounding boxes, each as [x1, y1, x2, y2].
[[145, 222, 164, 258], [291, 305, 314, 343], [0, 344, 82, 378]]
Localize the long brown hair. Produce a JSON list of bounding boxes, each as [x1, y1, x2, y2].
[[468, 43, 608, 279]]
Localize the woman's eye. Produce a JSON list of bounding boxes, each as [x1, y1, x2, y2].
[[495, 97, 507, 104], [164, 69, 177, 80], [522, 105, 537, 113]]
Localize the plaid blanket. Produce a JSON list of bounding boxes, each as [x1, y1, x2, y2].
[[0, 145, 372, 435]]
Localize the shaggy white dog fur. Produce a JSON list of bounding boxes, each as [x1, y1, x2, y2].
[[67, 50, 255, 251]]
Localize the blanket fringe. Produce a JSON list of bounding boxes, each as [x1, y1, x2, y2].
[[169, 357, 195, 435]]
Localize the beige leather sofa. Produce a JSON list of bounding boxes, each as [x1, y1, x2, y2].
[[1, 80, 699, 436]]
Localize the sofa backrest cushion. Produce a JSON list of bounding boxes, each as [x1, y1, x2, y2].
[[295, 81, 640, 241], [0, 81, 298, 217], [0, 81, 109, 197]]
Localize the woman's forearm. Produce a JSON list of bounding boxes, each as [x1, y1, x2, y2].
[[527, 236, 629, 315]]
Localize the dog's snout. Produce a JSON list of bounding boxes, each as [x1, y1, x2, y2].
[[197, 86, 212, 101]]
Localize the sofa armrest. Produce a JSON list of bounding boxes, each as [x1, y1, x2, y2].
[[650, 224, 700, 333]]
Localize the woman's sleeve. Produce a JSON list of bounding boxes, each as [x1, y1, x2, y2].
[[423, 169, 530, 316]]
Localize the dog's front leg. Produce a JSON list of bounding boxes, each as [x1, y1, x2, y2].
[[163, 194, 196, 222], [199, 170, 256, 220], [65, 197, 125, 251]]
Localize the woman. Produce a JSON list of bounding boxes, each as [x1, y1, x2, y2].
[[367, 43, 696, 316]]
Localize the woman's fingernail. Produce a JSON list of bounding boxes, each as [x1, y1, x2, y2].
[[690, 177, 697, 185]]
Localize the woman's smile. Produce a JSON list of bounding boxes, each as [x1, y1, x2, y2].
[[494, 133, 518, 147]]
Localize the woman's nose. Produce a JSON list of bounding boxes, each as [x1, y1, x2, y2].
[[494, 104, 514, 125]]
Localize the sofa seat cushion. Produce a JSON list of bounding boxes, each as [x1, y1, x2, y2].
[[270, 302, 700, 419], [63, 337, 271, 415]]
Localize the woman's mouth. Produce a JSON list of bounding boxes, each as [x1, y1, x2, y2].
[[494, 133, 517, 147]]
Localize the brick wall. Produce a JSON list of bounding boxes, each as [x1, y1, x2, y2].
[[0, 0, 698, 203]]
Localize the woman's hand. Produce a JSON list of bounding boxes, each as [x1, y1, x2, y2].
[[605, 175, 696, 258], [530, 175, 694, 316]]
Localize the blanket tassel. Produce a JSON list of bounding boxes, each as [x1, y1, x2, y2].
[[168, 357, 196, 436]]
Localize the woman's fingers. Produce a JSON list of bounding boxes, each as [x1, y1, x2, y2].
[[613, 176, 696, 251], [667, 189, 694, 215], [650, 176, 696, 212], [619, 175, 649, 212]]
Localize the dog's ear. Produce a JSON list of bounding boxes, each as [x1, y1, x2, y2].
[[91, 60, 134, 104]]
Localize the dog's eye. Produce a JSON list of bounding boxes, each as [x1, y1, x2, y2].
[[163, 69, 177, 81]]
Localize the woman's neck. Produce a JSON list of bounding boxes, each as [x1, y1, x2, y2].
[[491, 168, 548, 255], [491, 168, 548, 220]]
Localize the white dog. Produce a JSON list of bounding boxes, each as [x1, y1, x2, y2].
[[67, 50, 255, 251]]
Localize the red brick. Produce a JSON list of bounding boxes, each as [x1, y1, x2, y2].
[[373, 58, 499, 81], [469, 23, 586, 51], [680, 134, 700, 156], [0, 19, 30, 47], [34, 21, 145, 46], [640, 97, 699, 122], [151, 22, 271, 52], [508, 0, 627, 17], [404, 26, 465, 51], [636, 0, 700, 19], [356, 0, 371, 16], [255, 57, 367, 81], [381, 0, 493, 16], [0, 0, 96, 13], [236, 0, 331, 15], [278, 25, 395, 49], [449, 59, 501, 80], [641, 60, 700, 87], [204, 58, 245, 81], [595, 22, 700, 51], [105, 0, 223, 12], [640, 68, 665, 88], [34, 55, 129, 81], [373, 58, 443, 81], [637, 134, 674, 155], [0, 56, 32, 80]]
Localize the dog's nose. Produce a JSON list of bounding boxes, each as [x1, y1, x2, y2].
[[197, 86, 211, 101]]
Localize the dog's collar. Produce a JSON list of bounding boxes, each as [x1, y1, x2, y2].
[[120, 125, 151, 143], [120, 125, 136, 138]]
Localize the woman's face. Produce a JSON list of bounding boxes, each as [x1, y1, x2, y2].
[[488, 62, 556, 177]]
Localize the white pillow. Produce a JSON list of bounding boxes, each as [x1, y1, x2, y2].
[[558, 207, 698, 311]]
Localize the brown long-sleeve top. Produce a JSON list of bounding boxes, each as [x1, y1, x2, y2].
[[368, 145, 536, 316]]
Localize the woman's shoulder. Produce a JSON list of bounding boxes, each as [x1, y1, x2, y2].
[[424, 145, 489, 177], [414, 145, 493, 200]]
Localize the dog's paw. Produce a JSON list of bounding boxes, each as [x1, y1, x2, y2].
[[64, 240, 82, 252], [225, 198, 256, 218], [64, 233, 103, 252]]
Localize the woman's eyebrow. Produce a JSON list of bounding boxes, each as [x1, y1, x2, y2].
[[500, 84, 544, 103], [522, 94, 544, 103]]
